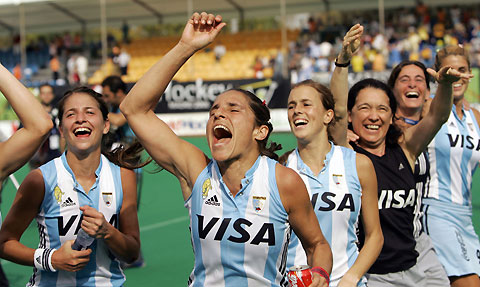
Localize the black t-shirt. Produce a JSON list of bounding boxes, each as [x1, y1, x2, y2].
[[414, 151, 430, 195], [354, 143, 419, 274], [413, 151, 430, 237]]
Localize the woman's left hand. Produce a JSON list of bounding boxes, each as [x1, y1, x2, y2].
[[79, 205, 111, 239], [338, 24, 363, 64]]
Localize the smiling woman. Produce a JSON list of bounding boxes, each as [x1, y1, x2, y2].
[[348, 80, 401, 153], [120, 11, 332, 287], [385, 60, 451, 286], [422, 45, 480, 287], [0, 86, 148, 287], [340, 63, 473, 286], [388, 61, 431, 127], [282, 80, 382, 287]]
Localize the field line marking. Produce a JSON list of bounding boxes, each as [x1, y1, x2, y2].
[[140, 216, 189, 232]]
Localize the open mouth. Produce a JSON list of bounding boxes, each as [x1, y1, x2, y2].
[[213, 124, 232, 142], [73, 127, 92, 137], [405, 91, 419, 99], [294, 119, 308, 127]]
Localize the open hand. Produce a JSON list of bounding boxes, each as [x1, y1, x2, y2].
[[427, 66, 474, 85], [338, 24, 363, 64]]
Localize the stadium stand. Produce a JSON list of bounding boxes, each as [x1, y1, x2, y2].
[[88, 29, 300, 84]]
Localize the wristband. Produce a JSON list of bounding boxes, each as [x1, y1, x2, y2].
[[334, 58, 350, 67], [34, 248, 57, 272], [311, 266, 330, 285]]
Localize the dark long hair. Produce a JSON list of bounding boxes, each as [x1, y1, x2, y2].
[[348, 79, 402, 146], [57, 86, 149, 169], [229, 88, 282, 160], [388, 60, 431, 90]]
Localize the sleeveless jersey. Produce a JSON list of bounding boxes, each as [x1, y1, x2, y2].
[[426, 107, 480, 207], [353, 143, 418, 274], [186, 156, 290, 287], [29, 153, 124, 287], [286, 144, 364, 286]]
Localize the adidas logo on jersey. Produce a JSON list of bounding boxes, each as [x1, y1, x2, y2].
[[205, 195, 220, 207], [398, 163, 404, 170], [61, 197, 76, 207]]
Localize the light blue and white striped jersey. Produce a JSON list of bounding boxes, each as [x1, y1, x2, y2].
[[185, 156, 291, 287], [426, 106, 480, 207], [29, 153, 125, 287], [286, 144, 365, 287]]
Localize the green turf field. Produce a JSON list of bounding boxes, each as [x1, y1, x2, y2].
[[1, 132, 480, 286]]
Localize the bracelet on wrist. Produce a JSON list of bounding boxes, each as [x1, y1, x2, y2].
[[311, 266, 330, 286], [34, 248, 57, 272], [334, 58, 350, 67]]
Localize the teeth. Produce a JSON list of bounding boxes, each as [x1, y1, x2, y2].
[[453, 83, 462, 88], [294, 119, 308, 125], [366, 125, 379, 130], [214, 125, 230, 132], [74, 127, 91, 133]]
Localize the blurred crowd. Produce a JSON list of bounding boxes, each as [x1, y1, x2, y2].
[[2, 3, 480, 86], [288, 2, 480, 83], [4, 23, 131, 87]]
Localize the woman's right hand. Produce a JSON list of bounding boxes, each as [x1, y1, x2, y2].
[[179, 12, 226, 53], [51, 240, 92, 272]]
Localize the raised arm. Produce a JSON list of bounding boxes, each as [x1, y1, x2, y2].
[[79, 168, 140, 263], [276, 164, 332, 287], [401, 66, 474, 167], [0, 64, 53, 181], [329, 24, 363, 147], [0, 170, 91, 272], [339, 154, 383, 287], [120, 13, 226, 199]]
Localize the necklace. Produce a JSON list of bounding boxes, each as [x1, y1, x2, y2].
[[400, 117, 419, 125]]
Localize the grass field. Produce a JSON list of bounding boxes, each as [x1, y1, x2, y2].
[[1, 132, 480, 286]]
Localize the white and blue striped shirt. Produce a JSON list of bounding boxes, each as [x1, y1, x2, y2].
[[186, 156, 291, 287], [29, 153, 125, 287], [286, 144, 365, 287], [426, 106, 480, 207]]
